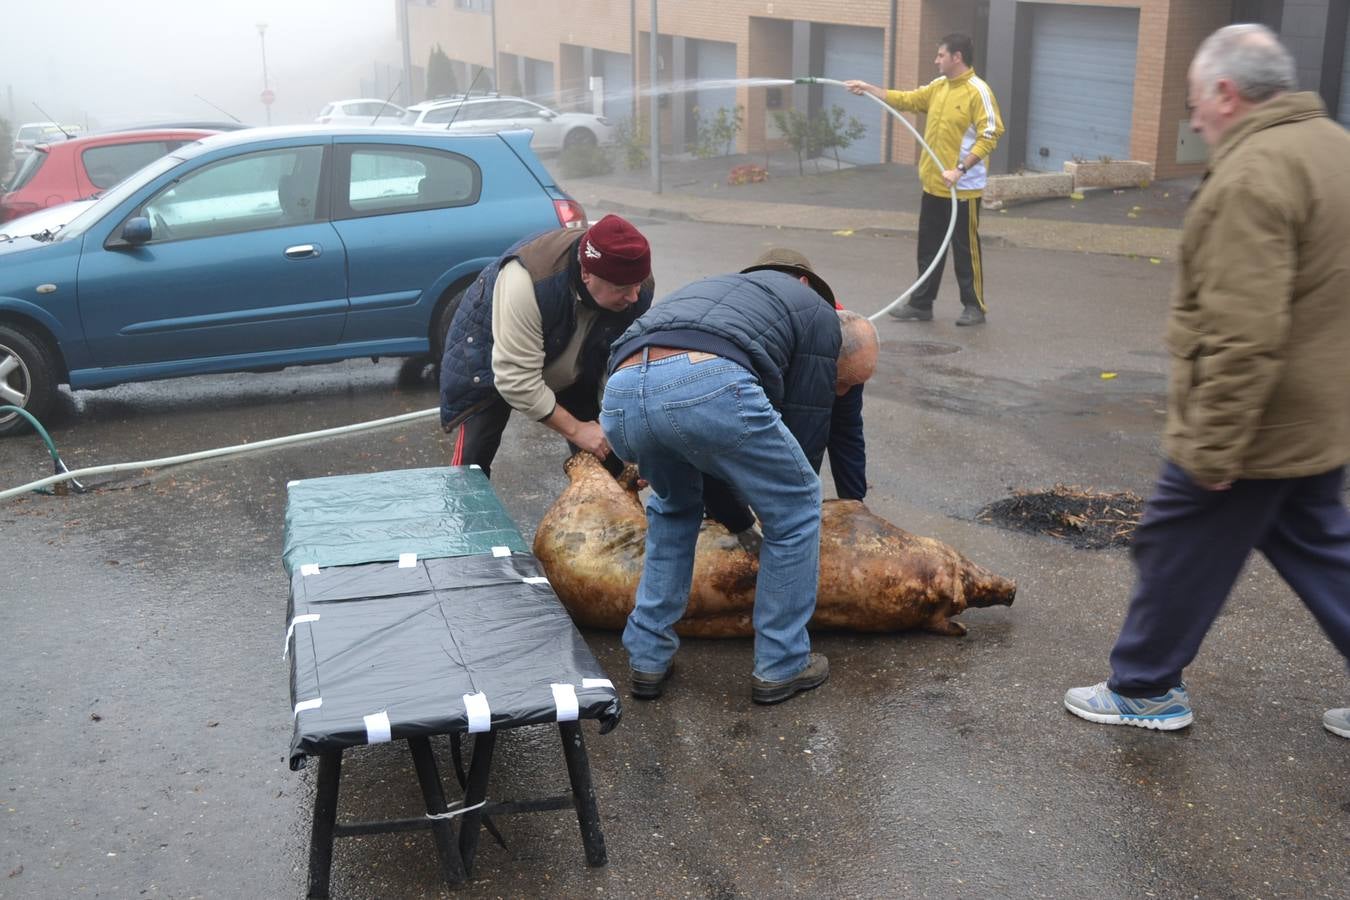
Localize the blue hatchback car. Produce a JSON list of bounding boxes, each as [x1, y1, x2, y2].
[[0, 125, 586, 435]]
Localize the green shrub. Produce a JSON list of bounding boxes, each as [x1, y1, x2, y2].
[[612, 116, 648, 170], [558, 143, 613, 178]]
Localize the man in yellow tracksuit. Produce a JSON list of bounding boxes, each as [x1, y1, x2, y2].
[[846, 33, 1004, 326]]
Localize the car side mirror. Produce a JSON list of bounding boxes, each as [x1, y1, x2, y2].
[[121, 217, 152, 245], [539, 109, 557, 119]]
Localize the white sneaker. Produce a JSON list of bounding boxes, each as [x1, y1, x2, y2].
[[1323, 707, 1350, 738]]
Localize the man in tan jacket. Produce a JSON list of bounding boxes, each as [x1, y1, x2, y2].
[[1064, 24, 1350, 739]]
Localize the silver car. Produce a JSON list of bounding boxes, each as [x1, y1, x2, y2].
[[401, 96, 614, 152]]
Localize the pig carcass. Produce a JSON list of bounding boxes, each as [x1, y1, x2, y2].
[[532, 453, 1015, 637]]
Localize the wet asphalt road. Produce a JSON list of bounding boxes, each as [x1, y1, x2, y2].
[[1, 218, 1346, 899]]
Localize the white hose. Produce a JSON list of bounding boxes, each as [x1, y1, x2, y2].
[[0, 406, 440, 502], [793, 77, 960, 323], [2, 77, 959, 501]]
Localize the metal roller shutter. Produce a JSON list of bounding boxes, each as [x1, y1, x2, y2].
[[1024, 4, 1139, 172], [597, 51, 633, 122], [820, 24, 884, 165], [693, 39, 739, 129], [1339, 13, 1350, 126], [525, 58, 555, 105]]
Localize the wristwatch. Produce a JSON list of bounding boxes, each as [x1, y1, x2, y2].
[[956, 161, 968, 174]]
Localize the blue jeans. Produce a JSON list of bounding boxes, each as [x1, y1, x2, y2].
[[600, 351, 822, 682]]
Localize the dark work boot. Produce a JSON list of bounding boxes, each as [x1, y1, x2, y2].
[[888, 303, 934, 322], [750, 653, 830, 705], [955, 307, 986, 326], [630, 664, 673, 700]]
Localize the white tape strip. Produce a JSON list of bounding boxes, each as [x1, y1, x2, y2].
[[426, 799, 487, 820], [300, 563, 320, 577], [551, 683, 579, 723], [522, 576, 550, 585], [491, 546, 511, 558], [398, 552, 417, 568], [581, 678, 614, 690], [293, 697, 322, 718], [364, 710, 392, 744], [287, 480, 298, 487], [469, 464, 481, 469], [464, 692, 491, 733], [283, 613, 321, 659]]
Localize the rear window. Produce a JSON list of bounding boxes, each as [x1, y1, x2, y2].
[[400, 110, 421, 126], [81, 141, 175, 190], [16, 125, 48, 143], [6, 149, 47, 191], [341, 145, 480, 218]]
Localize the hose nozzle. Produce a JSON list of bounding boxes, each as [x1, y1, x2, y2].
[[793, 76, 820, 85]]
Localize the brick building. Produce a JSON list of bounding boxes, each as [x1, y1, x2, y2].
[[396, 0, 1350, 180]]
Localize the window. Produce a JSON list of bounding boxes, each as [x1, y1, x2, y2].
[[82, 141, 175, 190], [341, 145, 479, 218], [6, 149, 47, 191], [497, 101, 547, 118], [140, 145, 324, 242]]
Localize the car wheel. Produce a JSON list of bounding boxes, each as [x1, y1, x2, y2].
[[563, 128, 597, 150], [0, 324, 57, 437], [431, 281, 472, 369]]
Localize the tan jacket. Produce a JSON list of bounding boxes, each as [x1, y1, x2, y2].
[[1164, 92, 1350, 483]]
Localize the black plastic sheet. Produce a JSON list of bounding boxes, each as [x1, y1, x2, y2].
[[283, 468, 621, 770]]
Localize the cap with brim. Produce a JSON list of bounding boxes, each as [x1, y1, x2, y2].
[[740, 248, 835, 306]]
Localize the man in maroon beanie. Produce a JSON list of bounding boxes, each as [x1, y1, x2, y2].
[[439, 214, 655, 476]]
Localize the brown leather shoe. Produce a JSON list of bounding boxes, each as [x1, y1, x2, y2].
[[750, 653, 830, 705]]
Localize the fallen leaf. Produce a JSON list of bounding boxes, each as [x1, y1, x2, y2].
[[1149, 258, 1162, 264], [1069, 192, 1085, 201], [1100, 372, 1118, 380], [832, 229, 854, 237]]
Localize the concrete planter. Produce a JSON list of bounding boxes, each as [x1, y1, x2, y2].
[[1063, 159, 1154, 189], [983, 172, 1074, 208]]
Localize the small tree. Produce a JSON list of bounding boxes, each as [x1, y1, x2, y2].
[[771, 108, 821, 175], [426, 45, 459, 99], [817, 105, 868, 170], [690, 105, 744, 159]]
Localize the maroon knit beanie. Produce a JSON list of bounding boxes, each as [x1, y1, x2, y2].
[[579, 214, 651, 285]]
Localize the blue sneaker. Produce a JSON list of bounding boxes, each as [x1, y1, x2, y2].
[[1064, 681, 1193, 731]]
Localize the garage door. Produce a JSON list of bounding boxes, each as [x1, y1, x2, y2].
[[821, 25, 885, 165], [693, 38, 739, 149], [1024, 4, 1139, 172], [1339, 12, 1350, 125], [597, 51, 633, 123], [525, 58, 555, 105]]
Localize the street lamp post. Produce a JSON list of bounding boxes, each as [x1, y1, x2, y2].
[[257, 22, 272, 126]]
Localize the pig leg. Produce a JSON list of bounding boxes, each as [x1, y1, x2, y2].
[[924, 617, 968, 637]]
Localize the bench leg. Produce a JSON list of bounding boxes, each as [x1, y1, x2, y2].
[[558, 722, 607, 867], [456, 731, 497, 874], [408, 736, 468, 886], [307, 752, 342, 899]]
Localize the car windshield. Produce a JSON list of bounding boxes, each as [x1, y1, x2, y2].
[[52, 149, 190, 242], [16, 124, 50, 142], [5, 149, 47, 191]]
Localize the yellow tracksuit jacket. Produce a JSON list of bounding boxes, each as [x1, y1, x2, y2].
[[885, 69, 1004, 200]]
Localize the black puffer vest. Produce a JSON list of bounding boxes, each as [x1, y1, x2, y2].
[[439, 228, 653, 428]]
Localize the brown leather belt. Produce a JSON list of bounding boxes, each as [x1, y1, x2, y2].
[[615, 346, 717, 370]]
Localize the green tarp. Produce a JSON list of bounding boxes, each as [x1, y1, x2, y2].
[[282, 466, 529, 576]]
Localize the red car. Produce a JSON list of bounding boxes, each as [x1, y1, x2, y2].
[[0, 128, 217, 224]]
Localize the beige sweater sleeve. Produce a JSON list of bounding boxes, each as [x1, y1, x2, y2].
[[490, 261, 557, 422]]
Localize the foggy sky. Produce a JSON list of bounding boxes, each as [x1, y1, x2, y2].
[[0, 0, 399, 130]]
